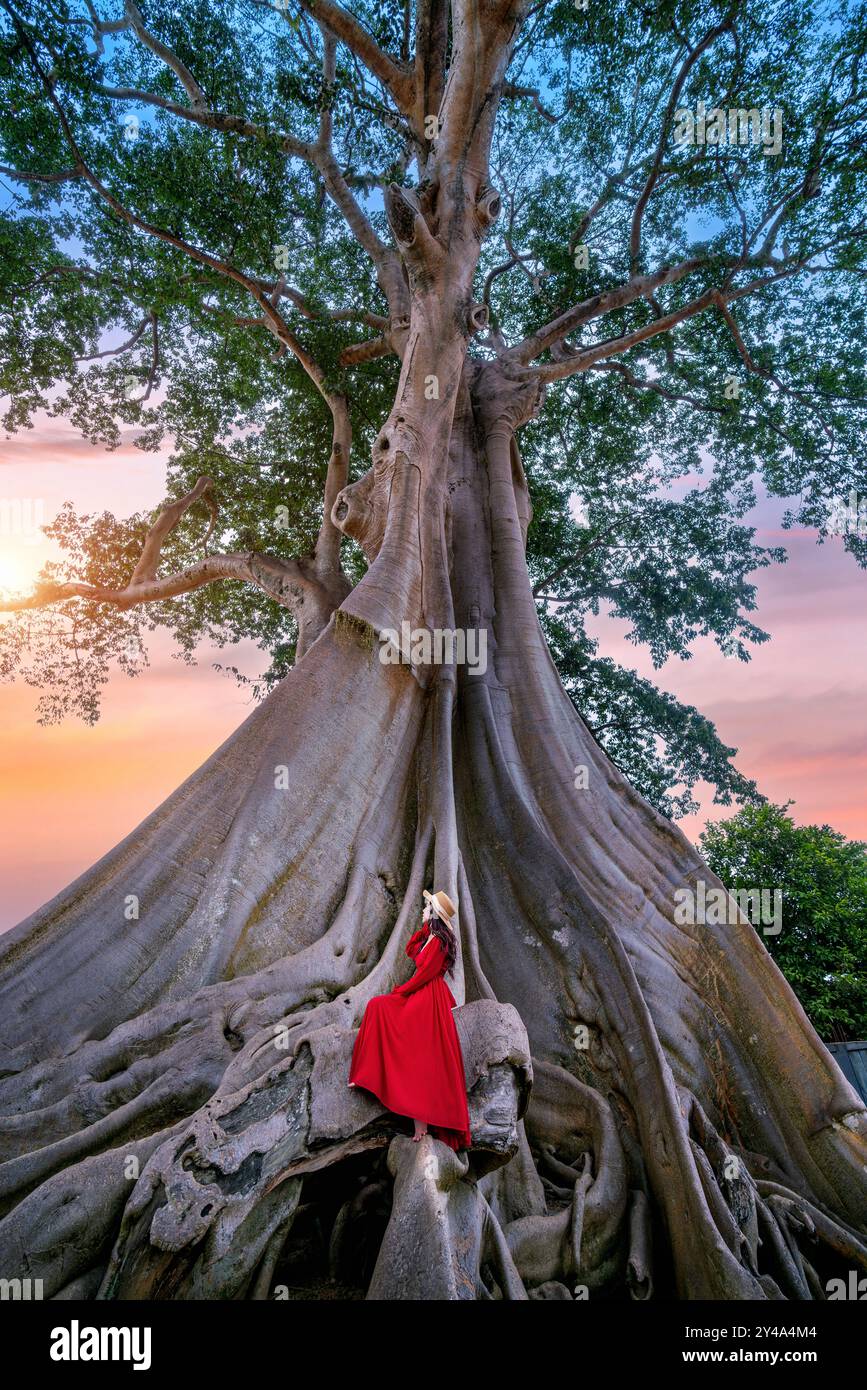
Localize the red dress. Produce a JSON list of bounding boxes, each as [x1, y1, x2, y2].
[[348, 924, 471, 1151]]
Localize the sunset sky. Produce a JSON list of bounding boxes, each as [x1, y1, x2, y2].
[[1, 418, 865, 932]]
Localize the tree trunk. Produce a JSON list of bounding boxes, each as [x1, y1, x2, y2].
[[1, 347, 865, 1301]]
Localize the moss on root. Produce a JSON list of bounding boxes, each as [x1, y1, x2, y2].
[[334, 609, 376, 653]]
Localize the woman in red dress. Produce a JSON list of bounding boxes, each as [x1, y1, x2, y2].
[[348, 890, 471, 1150]]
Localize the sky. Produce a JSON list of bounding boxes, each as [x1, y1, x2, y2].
[[0, 417, 865, 932]]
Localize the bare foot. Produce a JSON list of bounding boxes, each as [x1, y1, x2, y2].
[[412, 1121, 428, 1142]]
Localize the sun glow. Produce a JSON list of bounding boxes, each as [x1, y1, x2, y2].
[[0, 545, 42, 599]]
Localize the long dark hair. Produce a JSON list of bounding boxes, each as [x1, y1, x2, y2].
[[426, 914, 457, 974]]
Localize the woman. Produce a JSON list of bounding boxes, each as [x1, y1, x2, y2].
[[348, 890, 471, 1150]]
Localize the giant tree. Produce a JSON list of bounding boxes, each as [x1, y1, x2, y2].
[[0, 0, 866, 1300]]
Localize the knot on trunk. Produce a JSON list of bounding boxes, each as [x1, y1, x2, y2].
[[385, 183, 422, 248], [385, 183, 442, 273], [468, 302, 490, 336], [331, 470, 386, 561], [474, 184, 502, 234]]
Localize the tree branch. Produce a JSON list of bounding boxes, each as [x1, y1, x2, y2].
[[270, 0, 414, 118], [303, 24, 405, 313], [502, 81, 558, 123], [0, 552, 304, 613], [1, 474, 249, 612], [711, 292, 835, 444], [296, 0, 413, 115], [0, 163, 82, 184], [91, 82, 312, 160], [8, 15, 357, 405], [8, 24, 354, 622], [34, 4, 408, 317], [82, 0, 128, 54], [129, 475, 216, 586], [530, 286, 721, 385], [509, 258, 705, 365], [74, 313, 151, 362], [121, 0, 208, 108], [587, 360, 729, 415], [0, 472, 344, 645], [339, 335, 390, 366], [629, 19, 734, 271], [532, 531, 617, 596]]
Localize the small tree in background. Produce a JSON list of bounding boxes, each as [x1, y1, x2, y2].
[[702, 802, 867, 1042]]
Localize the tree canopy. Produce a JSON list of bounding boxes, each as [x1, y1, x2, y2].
[[1, 0, 866, 818]]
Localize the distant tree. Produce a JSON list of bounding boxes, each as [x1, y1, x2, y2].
[[701, 802, 867, 1041]]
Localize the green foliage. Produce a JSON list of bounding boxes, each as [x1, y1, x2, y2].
[[701, 802, 867, 1039], [1, 0, 866, 814]]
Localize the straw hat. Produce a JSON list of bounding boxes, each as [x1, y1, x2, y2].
[[423, 889, 457, 925]]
